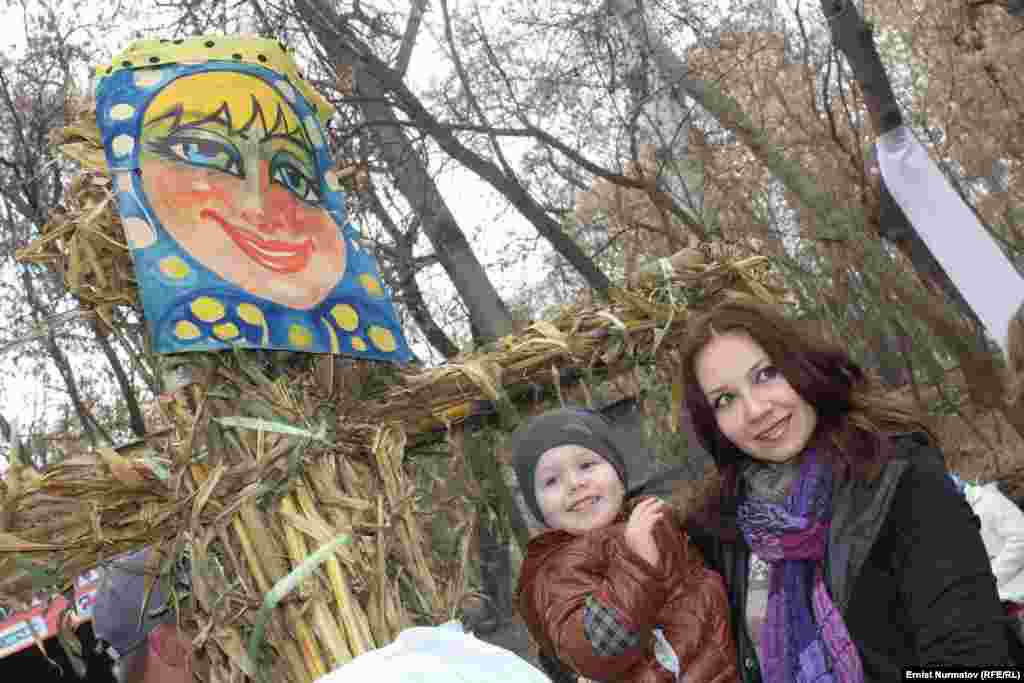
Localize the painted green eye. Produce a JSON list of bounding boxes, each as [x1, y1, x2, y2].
[[270, 151, 322, 205]]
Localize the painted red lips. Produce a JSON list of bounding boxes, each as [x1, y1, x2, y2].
[[200, 209, 314, 274]]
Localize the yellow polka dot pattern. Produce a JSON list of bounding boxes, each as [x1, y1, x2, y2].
[[191, 296, 225, 322], [162, 295, 405, 357], [289, 324, 313, 348], [359, 273, 383, 297], [159, 256, 190, 279], [237, 303, 265, 325], [174, 320, 201, 340], [213, 322, 240, 340], [330, 304, 359, 331], [95, 35, 336, 127], [368, 326, 397, 353]]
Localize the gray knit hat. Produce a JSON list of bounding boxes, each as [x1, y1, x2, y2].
[[509, 407, 630, 527]]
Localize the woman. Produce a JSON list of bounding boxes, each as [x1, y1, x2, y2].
[[678, 299, 1014, 682]]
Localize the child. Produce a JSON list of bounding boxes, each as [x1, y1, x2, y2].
[[512, 408, 738, 683]]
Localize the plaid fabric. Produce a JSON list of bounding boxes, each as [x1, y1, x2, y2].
[[583, 594, 641, 657]]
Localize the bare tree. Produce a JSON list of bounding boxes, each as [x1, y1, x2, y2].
[[0, 2, 150, 450]]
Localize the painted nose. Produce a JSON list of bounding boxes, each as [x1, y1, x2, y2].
[[238, 153, 279, 232], [238, 146, 265, 211]]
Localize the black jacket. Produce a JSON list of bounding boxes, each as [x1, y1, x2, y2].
[[692, 433, 1017, 682]]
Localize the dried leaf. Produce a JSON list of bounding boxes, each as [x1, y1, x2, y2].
[[335, 64, 354, 96], [98, 446, 147, 486], [0, 534, 58, 552], [214, 417, 328, 443]]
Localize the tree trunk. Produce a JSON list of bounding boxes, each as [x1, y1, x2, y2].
[[394, 0, 429, 77], [362, 100, 513, 343], [294, 0, 612, 296], [365, 191, 461, 359], [820, 0, 982, 325], [91, 321, 147, 437]]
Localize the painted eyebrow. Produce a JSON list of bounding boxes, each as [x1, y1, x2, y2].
[[146, 100, 313, 154], [705, 356, 771, 398]]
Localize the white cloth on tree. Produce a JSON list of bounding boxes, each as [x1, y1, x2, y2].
[[965, 482, 1024, 603], [876, 125, 1024, 355]]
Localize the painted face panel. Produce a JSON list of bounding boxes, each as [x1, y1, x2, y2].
[[95, 37, 410, 359], [695, 331, 818, 465], [138, 72, 345, 309]]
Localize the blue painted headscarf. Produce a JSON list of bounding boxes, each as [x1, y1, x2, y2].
[[94, 36, 412, 361]]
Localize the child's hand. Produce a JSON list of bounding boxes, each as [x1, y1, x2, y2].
[[624, 497, 667, 568]]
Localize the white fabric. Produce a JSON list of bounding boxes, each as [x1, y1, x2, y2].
[[313, 621, 552, 683], [876, 125, 1024, 355], [965, 483, 1024, 602]]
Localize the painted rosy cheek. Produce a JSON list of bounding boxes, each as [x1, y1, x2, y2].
[[266, 188, 327, 236], [296, 207, 334, 240], [150, 164, 227, 208]]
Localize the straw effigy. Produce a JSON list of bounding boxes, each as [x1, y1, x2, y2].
[[3, 101, 787, 683]]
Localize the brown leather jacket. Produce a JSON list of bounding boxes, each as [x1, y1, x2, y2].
[[516, 513, 739, 683]]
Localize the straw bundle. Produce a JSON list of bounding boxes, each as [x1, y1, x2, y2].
[[17, 102, 135, 334], [0, 353, 448, 683], [1, 110, 789, 683]]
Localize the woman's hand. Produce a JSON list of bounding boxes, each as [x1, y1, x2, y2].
[[624, 497, 667, 568]]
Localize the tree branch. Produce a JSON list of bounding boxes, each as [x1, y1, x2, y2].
[[297, 0, 612, 294], [394, 0, 428, 77]]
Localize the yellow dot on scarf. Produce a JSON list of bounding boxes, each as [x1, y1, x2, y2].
[[331, 304, 359, 331], [191, 296, 225, 322], [110, 104, 136, 121], [159, 256, 190, 279], [368, 326, 396, 353], [237, 303, 264, 325], [351, 336, 367, 352], [174, 320, 201, 340], [359, 273, 383, 297], [112, 134, 135, 156], [213, 322, 240, 340], [289, 324, 313, 348]]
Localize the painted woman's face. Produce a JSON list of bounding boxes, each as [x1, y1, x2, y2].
[[138, 73, 344, 310]]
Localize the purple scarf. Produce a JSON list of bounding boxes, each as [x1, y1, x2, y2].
[[737, 449, 864, 683]]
